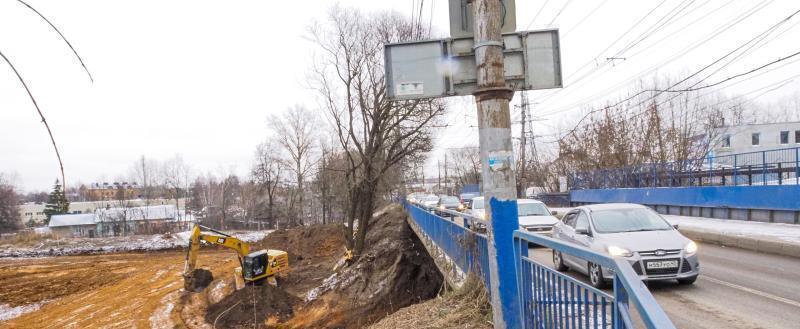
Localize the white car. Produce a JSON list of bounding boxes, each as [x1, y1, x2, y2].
[[468, 197, 557, 234], [420, 194, 439, 208], [517, 199, 559, 234]]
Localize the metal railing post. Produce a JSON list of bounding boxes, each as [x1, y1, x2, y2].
[[762, 151, 767, 185], [796, 147, 799, 185], [733, 154, 738, 186]]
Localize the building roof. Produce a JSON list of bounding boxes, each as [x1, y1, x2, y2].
[[96, 204, 178, 222], [49, 214, 96, 227]]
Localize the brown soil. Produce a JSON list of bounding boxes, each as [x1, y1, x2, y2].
[[1, 207, 445, 329], [205, 284, 300, 328], [287, 204, 444, 328], [0, 250, 239, 328], [369, 274, 493, 329], [253, 223, 346, 298]]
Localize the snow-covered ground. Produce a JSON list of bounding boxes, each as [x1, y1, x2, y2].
[[0, 229, 273, 258], [0, 301, 49, 321], [551, 207, 800, 246], [663, 215, 800, 245]]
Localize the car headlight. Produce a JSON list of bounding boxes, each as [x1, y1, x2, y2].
[[607, 246, 633, 257], [685, 241, 698, 255], [457, 205, 464, 211]]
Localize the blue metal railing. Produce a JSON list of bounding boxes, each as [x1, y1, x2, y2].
[[403, 202, 492, 292], [570, 146, 800, 189], [403, 201, 676, 329], [514, 231, 675, 329]]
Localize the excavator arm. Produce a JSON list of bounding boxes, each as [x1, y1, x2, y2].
[[183, 224, 251, 290]]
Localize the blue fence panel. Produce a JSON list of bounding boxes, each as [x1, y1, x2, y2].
[[571, 147, 800, 190], [514, 231, 676, 329], [403, 202, 492, 292]]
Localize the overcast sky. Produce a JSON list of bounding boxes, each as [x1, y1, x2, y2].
[[2, 0, 799, 192]]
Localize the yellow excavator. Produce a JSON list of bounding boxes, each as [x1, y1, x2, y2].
[[183, 224, 289, 290]]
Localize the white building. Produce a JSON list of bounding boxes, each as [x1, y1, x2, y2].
[[711, 121, 800, 156], [19, 198, 187, 226], [47, 204, 191, 238]]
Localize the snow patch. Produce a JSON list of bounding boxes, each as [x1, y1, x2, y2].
[[0, 230, 273, 258], [0, 301, 47, 321]]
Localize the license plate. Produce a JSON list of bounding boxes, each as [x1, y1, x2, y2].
[[646, 260, 678, 269]]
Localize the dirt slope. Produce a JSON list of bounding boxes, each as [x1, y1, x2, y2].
[[287, 205, 444, 328], [369, 274, 493, 329]]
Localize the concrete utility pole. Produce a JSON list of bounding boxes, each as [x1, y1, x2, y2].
[[519, 92, 528, 198], [472, 0, 521, 328]]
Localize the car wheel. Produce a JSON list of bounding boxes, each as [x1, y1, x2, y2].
[[588, 262, 607, 289], [677, 275, 698, 285], [553, 251, 568, 272]]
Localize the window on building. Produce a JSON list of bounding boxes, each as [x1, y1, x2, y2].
[[751, 132, 760, 146], [796, 130, 800, 143], [780, 131, 789, 144], [722, 135, 731, 148]]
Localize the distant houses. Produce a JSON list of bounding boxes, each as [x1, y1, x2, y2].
[[48, 204, 192, 238]]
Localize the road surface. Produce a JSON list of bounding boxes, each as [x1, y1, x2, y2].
[[529, 243, 800, 329]]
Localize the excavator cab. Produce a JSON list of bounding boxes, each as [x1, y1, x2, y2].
[[242, 249, 289, 282]]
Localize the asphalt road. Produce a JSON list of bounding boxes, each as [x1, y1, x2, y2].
[[529, 243, 800, 329]]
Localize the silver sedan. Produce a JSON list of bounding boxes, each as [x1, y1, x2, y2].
[[551, 203, 700, 288]]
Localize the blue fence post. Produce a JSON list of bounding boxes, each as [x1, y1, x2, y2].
[[733, 154, 738, 186], [488, 197, 522, 329], [796, 148, 799, 185], [762, 151, 767, 185]]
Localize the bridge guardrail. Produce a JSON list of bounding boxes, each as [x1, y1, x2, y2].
[[514, 230, 675, 329], [570, 146, 800, 189], [404, 201, 492, 293], [404, 200, 676, 329]]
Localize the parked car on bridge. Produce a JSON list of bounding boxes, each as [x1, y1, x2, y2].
[[517, 199, 559, 235], [551, 203, 699, 288], [435, 195, 463, 216], [459, 192, 480, 208], [419, 194, 439, 208]]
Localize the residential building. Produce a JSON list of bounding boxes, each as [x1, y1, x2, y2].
[[711, 121, 800, 156], [84, 182, 142, 200]]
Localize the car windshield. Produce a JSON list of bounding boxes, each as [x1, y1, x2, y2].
[[472, 198, 484, 209], [423, 195, 439, 202], [440, 196, 460, 204], [518, 203, 549, 216], [591, 208, 672, 233]]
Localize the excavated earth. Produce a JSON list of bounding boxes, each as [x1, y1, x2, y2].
[[0, 205, 444, 328]]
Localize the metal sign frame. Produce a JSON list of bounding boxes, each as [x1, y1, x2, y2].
[[385, 29, 562, 101]]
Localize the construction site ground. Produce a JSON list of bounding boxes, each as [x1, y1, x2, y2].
[[0, 205, 450, 328]]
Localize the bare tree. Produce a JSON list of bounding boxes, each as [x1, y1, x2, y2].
[[131, 155, 158, 206], [161, 154, 191, 220], [268, 105, 318, 226], [308, 6, 445, 255], [252, 140, 284, 228], [0, 174, 21, 233]]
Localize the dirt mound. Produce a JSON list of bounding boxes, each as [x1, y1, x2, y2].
[[255, 223, 346, 297], [205, 284, 300, 328], [288, 204, 444, 328], [188, 269, 214, 292]]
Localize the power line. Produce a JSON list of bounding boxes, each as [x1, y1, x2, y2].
[[536, 0, 779, 116], [16, 0, 93, 83], [547, 0, 573, 26], [562, 0, 610, 39], [0, 49, 67, 190], [525, 0, 552, 29]]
